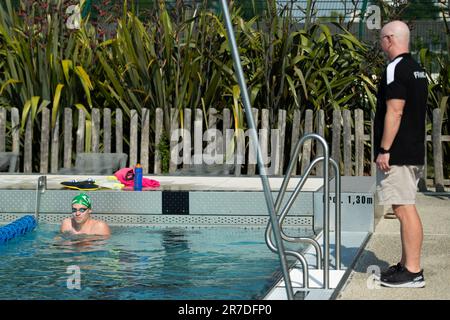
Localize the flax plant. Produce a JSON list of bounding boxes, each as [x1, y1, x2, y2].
[[0, 0, 99, 169]]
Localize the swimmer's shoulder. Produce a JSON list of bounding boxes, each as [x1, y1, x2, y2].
[[92, 219, 111, 236]]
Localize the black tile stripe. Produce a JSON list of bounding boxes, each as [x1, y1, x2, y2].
[[162, 191, 189, 215]]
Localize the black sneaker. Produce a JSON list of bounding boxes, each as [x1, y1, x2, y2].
[[373, 262, 402, 280], [380, 266, 425, 288]]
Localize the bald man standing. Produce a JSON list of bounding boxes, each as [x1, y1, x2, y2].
[[374, 21, 428, 288]]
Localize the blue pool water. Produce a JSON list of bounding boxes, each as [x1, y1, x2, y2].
[[0, 224, 312, 300]]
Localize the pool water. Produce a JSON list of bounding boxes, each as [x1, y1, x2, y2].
[[0, 224, 312, 300]]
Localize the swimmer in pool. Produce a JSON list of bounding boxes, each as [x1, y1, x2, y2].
[[60, 193, 111, 237]]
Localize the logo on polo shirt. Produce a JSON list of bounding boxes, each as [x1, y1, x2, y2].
[[413, 71, 427, 79]]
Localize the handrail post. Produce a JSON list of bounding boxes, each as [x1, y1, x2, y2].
[[267, 133, 340, 291], [316, 136, 330, 289], [35, 176, 47, 222], [330, 159, 341, 270]]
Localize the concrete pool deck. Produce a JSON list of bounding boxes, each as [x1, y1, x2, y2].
[[0, 174, 324, 192], [336, 191, 450, 300]]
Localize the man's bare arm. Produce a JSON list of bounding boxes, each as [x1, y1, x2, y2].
[[376, 99, 405, 172], [381, 99, 405, 150]]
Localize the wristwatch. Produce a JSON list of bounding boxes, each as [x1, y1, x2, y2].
[[379, 147, 390, 154]]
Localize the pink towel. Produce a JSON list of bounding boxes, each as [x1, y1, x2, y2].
[[114, 167, 160, 188]]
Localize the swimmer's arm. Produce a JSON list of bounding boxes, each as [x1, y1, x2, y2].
[[60, 218, 72, 233]]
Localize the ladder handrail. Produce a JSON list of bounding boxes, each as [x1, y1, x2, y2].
[[34, 176, 47, 222], [266, 156, 324, 273], [270, 156, 325, 269], [275, 156, 341, 271], [266, 133, 342, 290]]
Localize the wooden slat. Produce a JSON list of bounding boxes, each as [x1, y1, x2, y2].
[[419, 116, 429, 192], [276, 109, 286, 175], [343, 109, 352, 176], [50, 113, 60, 173], [169, 108, 179, 173], [354, 109, 364, 176], [427, 135, 450, 142], [40, 107, 50, 173], [206, 108, 219, 167], [222, 108, 232, 174], [193, 108, 203, 167], [129, 109, 138, 167], [103, 108, 111, 154], [115, 109, 123, 154], [260, 109, 270, 173], [76, 109, 85, 155], [0, 108, 5, 152], [268, 128, 280, 176], [301, 109, 313, 175], [140, 108, 150, 173], [11, 108, 20, 155], [24, 113, 33, 173], [290, 109, 301, 175], [235, 128, 244, 176], [433, 108, 444, 192], [183, 108, 192, 169], [208, 108, 217, 129], [331, 109, 341, 176], [316, 109, 325, 176], [91, 108, 100, 153], [63, 108, 72, 169], [427, 178, 450, 185], [154, 108, 163, 174], [247, 108, 259, 175]]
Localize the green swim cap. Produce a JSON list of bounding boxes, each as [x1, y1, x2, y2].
[[72, 193, 92, 208]]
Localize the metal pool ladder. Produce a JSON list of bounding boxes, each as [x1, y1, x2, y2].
[[219, 0, 341, 299], [265, 133, 342, 296]]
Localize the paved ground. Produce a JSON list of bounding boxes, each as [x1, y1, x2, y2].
[[337, 192, 450, 300]]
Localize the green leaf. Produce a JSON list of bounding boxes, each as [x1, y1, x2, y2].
[[75, 103, 92, 121], [62, 60, 73, 84], [37, 99, 51, 114], [363, 83, 376, 111], [85, 119, 92, 152], [21, 99, 32, 131], [0, 78, 21, 95], [294, 66, 308, 100], [286, 74, 299, 108], [31, 96, 40, 124], [74, 66, 93, 108], [51, 84, 64, 128]]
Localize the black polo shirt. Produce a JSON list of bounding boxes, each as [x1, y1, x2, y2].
[[374, 53, 428, 165]]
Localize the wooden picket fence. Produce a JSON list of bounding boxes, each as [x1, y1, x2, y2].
[[0, 106, 448, 189]]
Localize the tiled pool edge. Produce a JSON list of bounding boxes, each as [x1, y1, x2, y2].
[[0, 175, 320, 228], [0, 188, 315, 227]]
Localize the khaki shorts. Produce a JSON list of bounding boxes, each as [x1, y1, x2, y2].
[[376, 165, 423, 205]]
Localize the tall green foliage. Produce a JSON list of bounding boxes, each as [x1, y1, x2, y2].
[[0, 0, 97, 130], [0, 0, 447, 173]]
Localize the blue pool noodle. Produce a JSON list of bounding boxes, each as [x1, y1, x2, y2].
[[0, 215, 37, 244]]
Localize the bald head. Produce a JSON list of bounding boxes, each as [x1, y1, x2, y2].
[[380, 21, 410, 59]]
